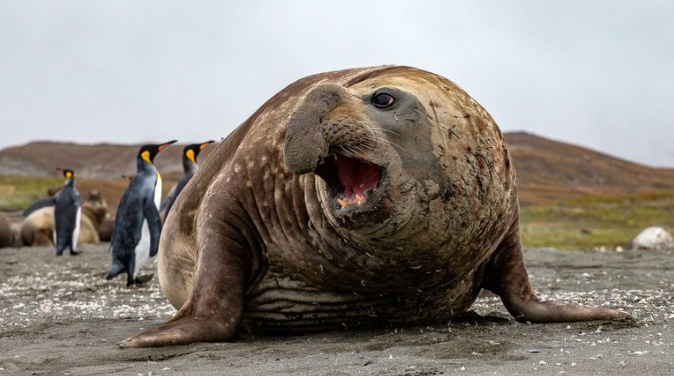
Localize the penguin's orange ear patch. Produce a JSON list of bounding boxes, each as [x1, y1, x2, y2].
[[141, 150, 152, 164], [186, 149, 196, 163]]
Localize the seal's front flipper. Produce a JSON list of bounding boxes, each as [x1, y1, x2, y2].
[[484, 217, 633, 323], [118, 267, 246, 347], [118, 311, 235, 348], [118, 220, 250, 347]]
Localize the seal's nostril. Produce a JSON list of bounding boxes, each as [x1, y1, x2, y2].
[[283, 85, 348, 175]]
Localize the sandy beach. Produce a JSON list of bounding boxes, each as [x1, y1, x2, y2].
[[1, 245, 672, 375]]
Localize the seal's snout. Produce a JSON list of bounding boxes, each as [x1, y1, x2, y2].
[[284, 82, 386, 211], [283, 84, 348, 174]]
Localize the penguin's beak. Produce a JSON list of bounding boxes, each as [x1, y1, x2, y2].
[[56, 168, 74, 179], [158, 140, 178, 151], [200, 140, 216, 150]]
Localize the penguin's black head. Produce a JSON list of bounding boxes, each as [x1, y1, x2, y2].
[[184, 140, 216, 163], [56, 168, 76, 180], [138, 140, 177, 164]]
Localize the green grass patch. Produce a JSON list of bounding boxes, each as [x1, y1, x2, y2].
[[520, 189, 674, 250], [0, 175, 62, 211], [2, 174, 673, 250]]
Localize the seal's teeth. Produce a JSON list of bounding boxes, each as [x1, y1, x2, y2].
[[355, 194, 366, 204], [337, 198, 349, 208]]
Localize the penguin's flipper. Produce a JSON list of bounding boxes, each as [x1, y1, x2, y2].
[[23, 196, 57, 217], [106, 259, 126, 280], [143, 198, 162, 258], [73, 191, 83, 206], [159, 185, 177, 213]]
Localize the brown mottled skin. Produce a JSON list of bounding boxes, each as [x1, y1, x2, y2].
[[0, 213, 13, 248], [119, 66, 631, 348], [81, 190, 113, 242]]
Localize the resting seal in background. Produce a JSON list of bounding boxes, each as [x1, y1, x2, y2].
[[21, 206, 99, 247], [0, 213, 13, 248], [120, 66, 631, 348], [20, 189, 110, 247]]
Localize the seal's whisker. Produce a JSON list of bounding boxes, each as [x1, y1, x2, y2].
[[377, 128, 402, 138], [369, 134, 403, 151], [367, 129, 404, 150], [340, 143, 378, 159]]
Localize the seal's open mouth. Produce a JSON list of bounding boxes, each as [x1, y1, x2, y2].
[[315, 154, 382, 210]]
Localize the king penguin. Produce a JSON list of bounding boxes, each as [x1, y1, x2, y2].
[[54, 168, 82, 256], [159, 140, 215, 221], [107, 140, 176, 286]]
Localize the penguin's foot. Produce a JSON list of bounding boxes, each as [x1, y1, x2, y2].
[[70, 249, 82, 256], [134, 274, 155, 285], [56, 250, 64, 256]]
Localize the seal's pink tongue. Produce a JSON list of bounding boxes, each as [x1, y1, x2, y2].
[[336, 157, 380, 197]]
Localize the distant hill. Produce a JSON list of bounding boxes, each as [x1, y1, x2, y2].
[[0, 142, 214, 214], [0, 141, 214, 181], [2, 133, 674, 208], [504, 132, 674, 205]]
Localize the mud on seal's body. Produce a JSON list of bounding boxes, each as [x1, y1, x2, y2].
[[120, 66, 631, 348]]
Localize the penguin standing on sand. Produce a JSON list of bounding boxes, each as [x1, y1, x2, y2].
[[54, 168, 82, 256], [160, 140, 215, 220], [107, 140, 176, 286]]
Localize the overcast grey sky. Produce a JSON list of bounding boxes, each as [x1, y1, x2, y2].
[[2, 1, 673, 167]]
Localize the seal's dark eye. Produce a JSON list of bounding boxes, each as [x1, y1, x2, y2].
[[372, 92, 395, 109]]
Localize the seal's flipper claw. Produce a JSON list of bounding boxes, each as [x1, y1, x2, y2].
[[118, 314, 238, 348], [484, 215, 632, 323]]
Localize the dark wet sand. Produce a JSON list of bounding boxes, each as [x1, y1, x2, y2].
[[1, 245, 672, 375]]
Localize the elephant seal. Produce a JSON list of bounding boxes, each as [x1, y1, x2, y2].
[[0, 213, 13, 248], [120, 66, 631, 348], [21, 206, 99, 247], [21, 189, 110, 247], [82, 190, 113, 242]]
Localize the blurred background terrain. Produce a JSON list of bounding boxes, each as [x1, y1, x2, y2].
[[2, 132, 674, 250]]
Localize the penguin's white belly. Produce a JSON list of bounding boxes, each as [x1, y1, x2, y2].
[[53, 206, 81, 249], [134, 219, 152, 278], [154, 173, 162, 210], [72, 207, 81, 250]]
